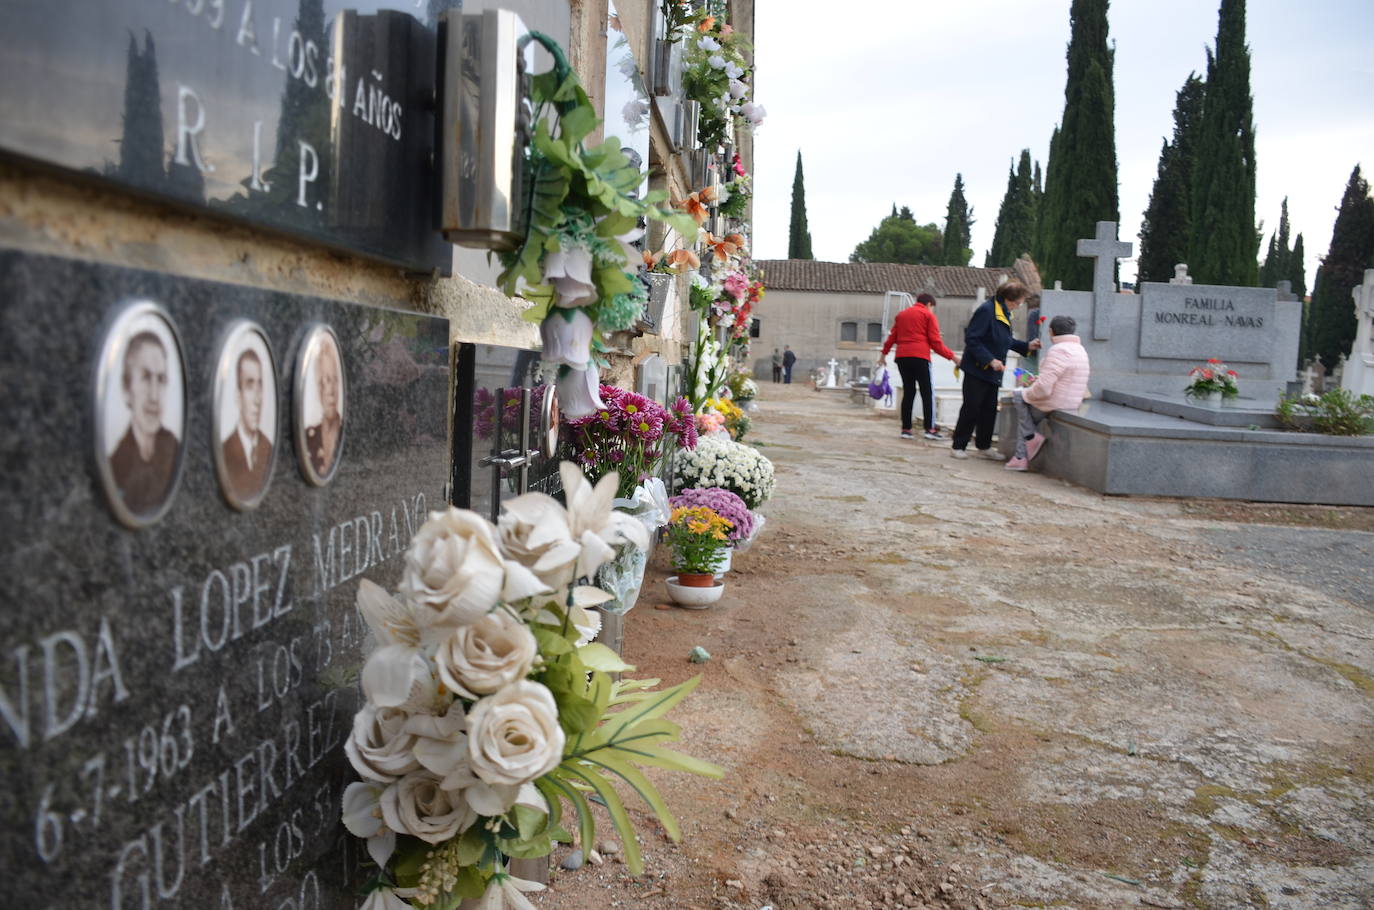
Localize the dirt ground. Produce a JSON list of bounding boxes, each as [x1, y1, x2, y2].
[[534, 383, 1374, 910]]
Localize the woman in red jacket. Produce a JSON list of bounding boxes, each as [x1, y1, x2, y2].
[[879, 293, 958, 439]]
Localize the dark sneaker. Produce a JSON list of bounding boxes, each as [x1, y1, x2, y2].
[[922, 430, 942, 440], [900, 430, 914, 439]]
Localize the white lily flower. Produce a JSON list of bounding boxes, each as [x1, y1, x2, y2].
[[741, 102, 767, 125], [498, 492, 582, 591], [539, 308, 594, 370], [571, 603, 602, 647], [477, 873, 545, 910], [697, 36, 720, 52], [558, 364, 607, 419], [543, 245, 597, 308], [561, 461, 650, 565], [728, 79, 749, 100], [356, 579, 424, 648], [708, 54, 726, 69], [342, 781, 397, 868], [724, 61, 743, 79]]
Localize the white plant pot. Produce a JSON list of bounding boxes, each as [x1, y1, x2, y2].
[[712, 546, 732, 578], [666, 576, 725, 608], [1191, 390, 1223, 409]]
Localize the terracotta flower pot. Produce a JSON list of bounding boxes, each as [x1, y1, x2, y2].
[[675, 572, 717, 587]]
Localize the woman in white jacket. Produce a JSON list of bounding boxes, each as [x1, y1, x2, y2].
[[1006, 315, 1090, 471]]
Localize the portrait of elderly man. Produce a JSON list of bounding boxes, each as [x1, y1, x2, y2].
[[108, 330, 180, 515], [221, 346, 274, 501], [304, 333, 343, 480]]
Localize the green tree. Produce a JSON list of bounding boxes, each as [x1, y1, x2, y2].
[[941, 174, 974, 266], [1037, 0, 1118, 290], [851, 205, 943, 265], [1307, 165, 1374, 368], [1138, 74, 1205, 284], [788, 150, 813, 260], [1290, 233, 1307, 299], [987, 150, 1039, 266], [1188, 0, 1258, 285]]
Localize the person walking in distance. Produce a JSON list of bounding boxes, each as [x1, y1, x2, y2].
[[1004, 315, 1089, 471], [950, 279, 1041, 460], [879, 293, 957, 439], [782, 345, 797, 384], [771, 347, 783, 383]]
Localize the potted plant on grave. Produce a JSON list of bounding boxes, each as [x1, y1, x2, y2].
[[663, 505, 733, 607], [1184, 358, 1240, 408], [670, 486, 756, 572]]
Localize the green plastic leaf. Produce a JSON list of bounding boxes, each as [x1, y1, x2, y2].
[[456, 825, 487, 866], [584, 750, 682, 841], [500, 833, 553, 858], [544, 773, 596, 857], [512, 803, 548, 842], [451, 866, 486, 900], [628, 744, 726, 779], [595, 212, 637, 239], [577, 643, 635, 672], [589, 676, 704, 747], [558, 764, 644, 873], [532, 626, 574, 657], [559, 104, 597, 144], [391, 838, 431, 888]]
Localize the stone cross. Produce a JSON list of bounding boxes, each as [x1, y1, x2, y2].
[[1076, 221, 1133, 341], [1343, 269, 1374, 396], [1170, 263, 1193, 285], [824, 358, 839, 388]]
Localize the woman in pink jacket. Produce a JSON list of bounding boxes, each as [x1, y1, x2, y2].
[[1006, 315, 1090, 471]]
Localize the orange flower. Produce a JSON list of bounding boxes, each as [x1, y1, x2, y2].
[[642, 250, 660, 269], [724, 232, 747, 249], [664, 248, 700, 270], [673, 192, 710, 225], [698, 15, 715, 32], [703, 232, 740, 264]]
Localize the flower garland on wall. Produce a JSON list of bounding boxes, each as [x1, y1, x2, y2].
[[497, 33, 698, 418], [342, 464, 723, 908], [678, 10, 766, 147]]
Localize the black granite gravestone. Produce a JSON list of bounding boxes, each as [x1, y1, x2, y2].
[[0, 251, 451, 908], [0, 0, 456, 273]]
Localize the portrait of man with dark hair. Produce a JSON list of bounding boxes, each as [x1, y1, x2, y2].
[[108, 329, 180, 515], [220, 345, 274, 503]]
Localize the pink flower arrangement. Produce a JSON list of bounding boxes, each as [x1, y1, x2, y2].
[[565, 387, 697, 499], [671, 487, 754, 542], [695, 412, 726, 436]]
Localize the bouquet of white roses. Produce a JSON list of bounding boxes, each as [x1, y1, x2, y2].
[[342, 463, 722, 909], [673, 436, 775, 510]]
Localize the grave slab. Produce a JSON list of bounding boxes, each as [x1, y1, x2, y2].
[[0, 250, 451, 908]]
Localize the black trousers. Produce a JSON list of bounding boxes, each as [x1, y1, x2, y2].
[[894, 357, 934, 431], [951, 375, 1001, 451]]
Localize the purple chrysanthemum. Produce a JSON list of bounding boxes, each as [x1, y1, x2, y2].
[[670, 487, 753, 542]]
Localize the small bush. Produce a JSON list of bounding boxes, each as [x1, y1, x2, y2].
[[1274, 389, 1374, 436]]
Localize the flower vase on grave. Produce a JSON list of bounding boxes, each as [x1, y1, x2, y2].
[[1196, 390, 1223, 409]]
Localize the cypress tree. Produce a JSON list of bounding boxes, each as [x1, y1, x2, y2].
[[1259, 197, 1293, 288], [1188, 0, 1258, 285], [1138, 74, 1204, 284], [1034, 127, 1059, 271], [987, 150, 1037, 266], [1037, 0, 1118, 290], [941, 174, 974, 266], [787, 150, 814, 260], [1290, 234, 1307, 299], [1307, 166, 1374, 368]]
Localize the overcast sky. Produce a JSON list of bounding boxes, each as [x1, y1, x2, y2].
[[750, 0, 1374, 287]]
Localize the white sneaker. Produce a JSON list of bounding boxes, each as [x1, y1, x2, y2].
[[950, 449, 969, 460], [977, 449, 1007, 462]]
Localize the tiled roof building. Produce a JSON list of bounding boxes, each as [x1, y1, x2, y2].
[[753, 256, 1042, 299]]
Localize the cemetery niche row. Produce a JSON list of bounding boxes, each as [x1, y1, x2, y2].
[[96, 301, 347, 529]]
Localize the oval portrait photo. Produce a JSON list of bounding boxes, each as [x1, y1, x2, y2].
[[213, 321, 278, 510], [94, 300, 188, 529], [295, 324, 346, 486]]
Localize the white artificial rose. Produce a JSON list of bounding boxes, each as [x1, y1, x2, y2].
[[467, 681, 565, 787], [400, 508, 506, 627], [435, 610, 538, 699], [345, 705, 421, 782], [380, 770, 476, 844], [540, 308, 594, 370], [404, 702, 475, 791]]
